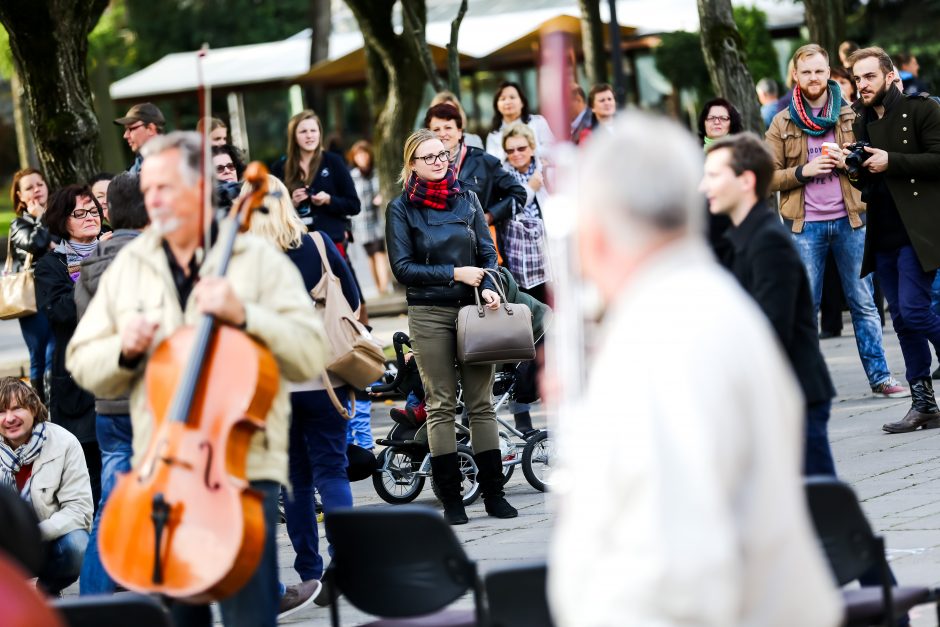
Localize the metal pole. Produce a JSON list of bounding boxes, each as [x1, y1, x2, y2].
[[607, 0, 626, 107]]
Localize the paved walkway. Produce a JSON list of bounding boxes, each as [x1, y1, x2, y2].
[[6, 309, 938, 625]]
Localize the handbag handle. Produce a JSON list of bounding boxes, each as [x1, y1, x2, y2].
[[2, 233, 30, 275], [472, 269, 512, 317]]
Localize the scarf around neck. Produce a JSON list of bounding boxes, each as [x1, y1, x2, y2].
[[406, 168, 460, 210], [57, 239, 98, 282], [0, 421, 46, 499], [503, 157, 540, 218], [789, 80, 843, 136]]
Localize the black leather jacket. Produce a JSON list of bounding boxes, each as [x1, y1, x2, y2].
[[8, 214, 51, 272], [386, 190, 498, 307], [457, 146, 526, 224]]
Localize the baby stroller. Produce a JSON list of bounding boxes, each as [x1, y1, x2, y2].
[[367, 332, 553, 505]]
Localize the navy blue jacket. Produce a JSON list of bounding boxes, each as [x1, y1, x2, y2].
[[271, 151, 361, 243], [286, 231, 360, 311]]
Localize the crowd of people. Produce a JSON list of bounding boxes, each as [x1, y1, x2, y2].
[[2, 36, 939, 626]]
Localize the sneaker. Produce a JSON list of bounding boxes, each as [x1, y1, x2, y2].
[[278, 579, 322, 619], [872, 378, 911, 399]]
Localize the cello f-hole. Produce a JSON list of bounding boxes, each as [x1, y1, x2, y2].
[[199, 441, 222, 491]]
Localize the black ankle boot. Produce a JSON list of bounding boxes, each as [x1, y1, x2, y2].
[[474, 449, 518, 519], [429, 453, 468, 525], [513, 411, 533, 434], [883, 378, 940, 434]]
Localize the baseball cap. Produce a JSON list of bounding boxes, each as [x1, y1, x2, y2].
[[114, 102, 165, 127]]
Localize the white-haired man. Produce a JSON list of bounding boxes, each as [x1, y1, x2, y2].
[[549, 112, 841, 627], [67, 132, 329, 626]]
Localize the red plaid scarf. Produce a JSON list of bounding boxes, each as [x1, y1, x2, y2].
[[406, 168, 460, 210]]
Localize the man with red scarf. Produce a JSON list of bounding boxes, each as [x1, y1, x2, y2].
[[766, 43, 908, 403]]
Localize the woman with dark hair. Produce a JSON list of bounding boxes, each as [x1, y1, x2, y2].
[[697, 97, 744, 146], [346, 140, 388, 295], [830, 66, 858, 103], [485, 81, 555, 161], [270, 110, 360, 254], [34, 185, 102, 509], [212, 143, 245, 182], [9, 169, 55, 403]]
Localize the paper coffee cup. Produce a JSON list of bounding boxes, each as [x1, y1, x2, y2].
[[822, 142, 841, 157]]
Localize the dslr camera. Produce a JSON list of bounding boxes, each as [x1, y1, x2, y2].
[[843, 141, 872, 178]]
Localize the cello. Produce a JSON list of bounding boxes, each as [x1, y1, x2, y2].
[[97, 164, 280, 602]]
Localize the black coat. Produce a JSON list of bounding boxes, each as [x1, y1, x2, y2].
[[850, 87, 940, 275], [386, 189, 498, 307], [723, 202, 835, 405], [456, 146, 526, 224], [9, 214, 51, 272], [34, 250, 96, 442], [270, 151, 361, 243]]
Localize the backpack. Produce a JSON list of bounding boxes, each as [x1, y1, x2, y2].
[[309, 232, 386, 417]]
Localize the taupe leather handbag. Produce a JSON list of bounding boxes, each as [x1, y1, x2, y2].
[[456, 271, 535, 365], [0, 236, 37, 321]]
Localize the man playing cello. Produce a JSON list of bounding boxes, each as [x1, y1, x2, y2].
[[67, 131, 329, 626]]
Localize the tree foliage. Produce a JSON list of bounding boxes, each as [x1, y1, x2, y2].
[[732, 6, 779, 83]]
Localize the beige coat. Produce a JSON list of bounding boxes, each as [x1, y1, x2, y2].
[[66, 229, 328, 486], [28, 422, 93, 541], [765, 104, 865, 233]]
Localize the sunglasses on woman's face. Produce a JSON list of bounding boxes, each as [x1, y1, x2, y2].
[[504, 146, 531, 155], [215, 163, 236, 174]]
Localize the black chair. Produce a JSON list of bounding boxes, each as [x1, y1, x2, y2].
[[53, 592, 170, 627], [483, 562, 553, 627], [324, 505, 481, 627], [805, 476, 939, 626]]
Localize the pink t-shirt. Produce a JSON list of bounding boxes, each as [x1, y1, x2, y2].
[[803, 113, 847, 222]]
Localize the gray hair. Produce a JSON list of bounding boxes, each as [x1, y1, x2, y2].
[[756, 77, 778, 97], [140, 131, 202, 186], [579, 111, 703, 248]]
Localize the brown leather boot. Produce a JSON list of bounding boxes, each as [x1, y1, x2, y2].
[[883, 378, 940, 433]]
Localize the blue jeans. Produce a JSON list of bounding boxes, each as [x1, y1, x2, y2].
[[18, 311, 55, 394], [792, 219, 891, 387], [804, 400, 836, 476], [875, 246, 940, 381], [346, 395, 374, 449], [38, 529, 89, 594], [283, 389, 352, 581], [171, 481, 281, 627], [931, 271, 940, 316], [79, 414, 133, 595]]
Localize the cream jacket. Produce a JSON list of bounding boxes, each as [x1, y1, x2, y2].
[[28, 422, 93, 541], [550, 240, 842, 627], [66, 229, 328, 486]]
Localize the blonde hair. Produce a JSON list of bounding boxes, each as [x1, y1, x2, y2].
[[792, 44, 829, 69], [501, 122, 536, 151], [246, 175, 307, 251], [430, 91, 468, 128], [400, 129, 439, 188], [197, 117, 226, 133]]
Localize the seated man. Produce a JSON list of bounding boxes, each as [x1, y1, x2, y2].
[[0, 376, 92, 596]]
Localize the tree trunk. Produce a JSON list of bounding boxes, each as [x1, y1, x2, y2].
[[447, 0, 468, 98], [802, 0, 845, 63], [578, 0, 607, 86], [347, 0, 429, 206], [10, 69, 38, 170], [0, 0, 109, 188], [697, 0, 763, 134], [306, 0, 331, 116]]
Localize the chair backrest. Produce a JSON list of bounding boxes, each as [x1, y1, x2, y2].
[[484, 562, 553, 627], [805, 476, 881, 586], [53, 592, 170, 627], [325, 505, 477, 618]]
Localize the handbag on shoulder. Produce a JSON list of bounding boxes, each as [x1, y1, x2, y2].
[[456, 270, 535, 365], [0, 235, 37, 320]]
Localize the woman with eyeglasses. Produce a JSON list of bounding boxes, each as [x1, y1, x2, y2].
[[386, 129, 518, 526], [697, 97, 744, 147], [9, 169, 55, 404], [34, 185, 102, 510]]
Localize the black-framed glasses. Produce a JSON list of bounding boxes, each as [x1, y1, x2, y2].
[[504, 146, 531, 155], [70, 208, 100, 220], [706, 115, 731, 123], [124, 122, 145, 133], [413, 151, 449, 165], [215, 163, 237, 174]]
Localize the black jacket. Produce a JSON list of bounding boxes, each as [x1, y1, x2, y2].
[[723, 202, 835, 405], [270, 151, 361, 243], [457, 146, 526, 224], [850, 86, 940, 274], [386, 189, 498, 307], [35, 250, 96, 442], [9, 214, 51, 272]]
